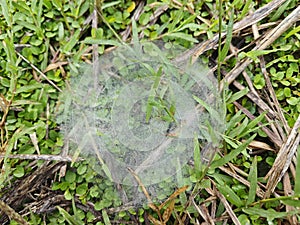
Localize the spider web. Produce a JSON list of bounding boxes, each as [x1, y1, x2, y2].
[[57, 41, 225, 205]]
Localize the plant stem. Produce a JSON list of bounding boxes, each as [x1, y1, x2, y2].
[[217, 0, 223, 90]]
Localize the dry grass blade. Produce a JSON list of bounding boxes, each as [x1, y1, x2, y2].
[[92, 6, 99, 90], [0, 162, 64, 224], [219, 166, 265, 198], [29, 132, 40, 154], [0, 154, 83, 162], [126, 167, 159, 213], [223, 5, 300, 87], [240, 68, 286, 143], [0, 94, 23, 112], [232, 100, 282, 148], [175, 0, 286, 63], [43, 62, 68, 73], [213, 183, 241, 225], [15, 51, 62, 92], [191, 198, 215, 225], [232, 0, 286, 32], [162, 199, 175, 223], [0, 200, 29, 225], [232, 81, 277, 119], [248, 140, 275, 152], [264, 115, 300, 198], [158, 185, 188, 210], [148, 214, 164, 225], [0, 94, 17, 132], [127, 167, 188, 224], [257, 5, 300, 50], [259, 56, 290, 135], [121, 1, 145, 40], [283, 173, 298, 225]]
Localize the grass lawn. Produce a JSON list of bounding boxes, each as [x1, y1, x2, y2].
[[0, 0, 300, 224]]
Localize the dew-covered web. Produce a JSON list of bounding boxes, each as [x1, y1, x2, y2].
[[57, 41, 225, 205]]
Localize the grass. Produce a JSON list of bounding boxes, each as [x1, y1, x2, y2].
[[0, 0, 300, 224]]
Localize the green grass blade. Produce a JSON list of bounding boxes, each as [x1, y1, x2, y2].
[[210, 134, 256, 169], [285, 25, 300, 39], [101, 1, 121, 10], [102, 210, 112, 225], [62, 29, 81, 53], [223, 135, 239, 148], [15, 83, 44, 94], [242, 207, 292, 222], [270, 0, 293, 22], [193, 135, 201, 177], [216, 183, 244, 207], [131, 19, 139, 45], [294, 146, 300, 195], [239, 0, 252, 20], [57, 206, 84, 225], [228, 117, 249, 138], [237, 113, 268, 139], [193, 95, 224, 125], [226, 88, 249, 104], [282, 198, 300, 207], [0, 0, 12, 27], [219, 7, 234, 62], [225, 110, 245, 132], [3, 38, 17, 66], [168, 10, 184, 32], [247, 156, 257, 205], [145, 67, 163, 123], [240, 45, 291, 62], [36, 0, 43, 27], [83, 38, 122, 46], [176, 14, 197, 31], [166, 32, 199, 43], [217, 0, 222, 84], [243, 112, 267, 131]]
